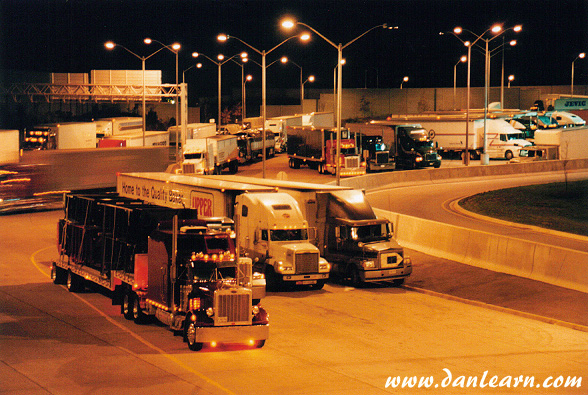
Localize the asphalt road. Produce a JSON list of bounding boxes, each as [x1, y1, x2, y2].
[[1, 155, 587, 394]]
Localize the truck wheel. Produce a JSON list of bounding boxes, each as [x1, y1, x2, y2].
[[289, 158, 300, 169], [256, 340, 265, 348], [132, 295, 147, 324], [66, 271, 84, 293], [505, 150, 514, 160], [229, 161, 238, 174], [185, 321, 203, 351], [51, 265, 67, 284], [122, 293, 133, 320], [392, 278, 405, 287], [317, 163, 324, 174], [346, 265, 361, 287], [311, 280, 325, 290]]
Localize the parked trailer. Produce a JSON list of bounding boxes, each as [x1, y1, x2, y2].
[[203, 175, 412, 286], [286, 126, 366, 176], [95, 117, 143, 138], [235, 130, 276, 163], [117, 172, 330, 289], [52, 193, 268, 351]]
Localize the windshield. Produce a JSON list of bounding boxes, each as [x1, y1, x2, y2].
[[345, 223, 390, 242], [184, 153, 202, 160], [269, 228, 309, 241]]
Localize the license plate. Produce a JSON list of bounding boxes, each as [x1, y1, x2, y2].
[[296, 280, 317, 285]]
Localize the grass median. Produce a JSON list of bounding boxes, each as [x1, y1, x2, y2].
[[458, 179, 588, 237]]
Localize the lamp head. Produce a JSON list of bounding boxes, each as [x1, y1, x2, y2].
[[104, 41, 115, 50], [217, 34, 228, 42]]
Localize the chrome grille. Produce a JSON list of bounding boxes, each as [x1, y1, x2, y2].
[[182, 163, 196, 174], [295, 252, 319, 274], [425, 153, 437, 161], [375, 151, 389, 164], [216, 291, 250, 325], [345, 156, 360, 168]]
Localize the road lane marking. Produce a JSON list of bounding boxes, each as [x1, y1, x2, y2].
[[30, 247, 237, 395]]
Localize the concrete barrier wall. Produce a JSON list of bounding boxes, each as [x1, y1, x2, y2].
[[375, 208, 588, 294], [341, 158, 588, 191]]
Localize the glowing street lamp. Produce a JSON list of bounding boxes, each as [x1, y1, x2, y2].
[[508, 74, 515, 88], [400, 76, 409, 89], [572, 52, 586, 96]]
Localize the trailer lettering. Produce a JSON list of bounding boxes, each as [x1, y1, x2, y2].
[[121, 181, 134, 196], [564, 100, 586, 107], [151, 186, 166, 202], [168, 189, 184, 205]]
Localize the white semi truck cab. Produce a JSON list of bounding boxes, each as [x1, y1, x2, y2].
[[235, 192, 330, 290]]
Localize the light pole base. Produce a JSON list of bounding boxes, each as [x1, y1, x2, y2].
[[481, 153, 489, 165]]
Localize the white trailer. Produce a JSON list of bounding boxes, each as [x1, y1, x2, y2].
[[182, 134, 239, 175], [31, 122, 97, 149], [0, 130, 20, 165], [117, 172, 330, 289], [168, 123, 217, 146], [95, 117, 143, 138]]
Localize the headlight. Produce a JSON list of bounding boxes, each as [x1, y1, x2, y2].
[[252, 305, 260, 315], [206, 307, 214, 317], [362, 260, 375, 269], [415, 156, 423, 162], [277, 262, 293, 273]]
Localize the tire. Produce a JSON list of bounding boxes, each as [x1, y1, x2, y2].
[[185, 321, 203, 351], [392, 278, 405, 287], [122, 293, 133, 320], [52, 265, 67, 285], [346, 265, 361, 287], [311, 280, 325, 290], [132, 295, 147, 324], [256, 340, 266, 348], [66, 271, 84, 293], [505, 150, 514, 160], [318, 163, 324, 174], [229, 161, 238, 174]]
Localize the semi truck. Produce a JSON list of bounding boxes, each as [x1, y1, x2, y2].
[[348, 122, 441, 171], [52, 192, 269, 351], [117, 172, 330, 289], [203, 175, 412, 286], [182, 134, 239, 175], [383, 116, 531, 160], [167, 123, 217, 147], [234, 130, 276, 164], [286, 126, 366, 176]]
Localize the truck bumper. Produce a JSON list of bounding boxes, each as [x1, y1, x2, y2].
[[281, 273, 328, 285], [369, 163, 395, 171], [361, 266, 412, 282], [195, 324, 269, 344]]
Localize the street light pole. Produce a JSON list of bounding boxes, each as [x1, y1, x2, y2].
[[218, 33, 309, 179], [450, 24, 521, 165], [572, 52, 586, 96], [454, 56, 467, 110], [282, 20, 393, 185], [105, 40, 174, 147]]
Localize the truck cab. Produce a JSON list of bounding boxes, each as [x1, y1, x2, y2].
[[235, 192, 330, 289], [318, 189, 412, 285], [395, 125, 441, 169]]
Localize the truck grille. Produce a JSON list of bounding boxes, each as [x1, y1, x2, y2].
[[216, 291, 250, 325], [345, 156, 360, 169], [375, 151, 390, 164], [295, 252, 319, 274], [380, 251, 404, 269], [425, 153, 437, 162], [182, 163, 196, 174]]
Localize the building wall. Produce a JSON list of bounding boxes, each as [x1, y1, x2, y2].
[[265, 85, 588, 120]]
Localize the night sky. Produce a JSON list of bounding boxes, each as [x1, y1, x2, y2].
[[1, 0, 587, 98]]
